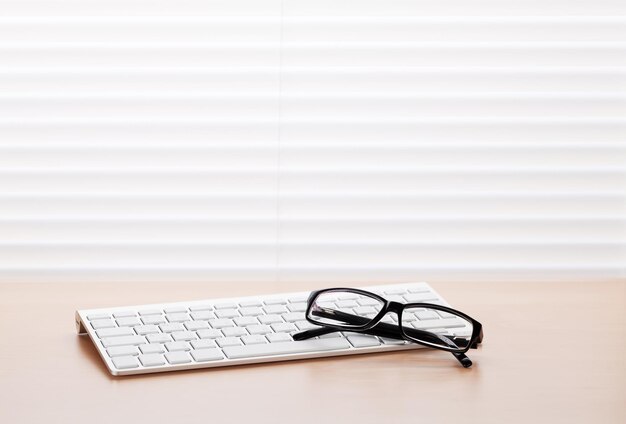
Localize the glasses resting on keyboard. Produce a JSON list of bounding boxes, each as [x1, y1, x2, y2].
[[292, 287, 483, 367], [76, 282, 482, 376]]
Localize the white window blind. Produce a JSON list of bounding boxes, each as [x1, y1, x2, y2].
[[0, 1, 625, 284]]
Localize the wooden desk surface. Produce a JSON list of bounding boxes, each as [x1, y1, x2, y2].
[[0, 281, 624, 424]]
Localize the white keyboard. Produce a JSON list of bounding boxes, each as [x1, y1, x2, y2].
[[76, 282, 461, 376]]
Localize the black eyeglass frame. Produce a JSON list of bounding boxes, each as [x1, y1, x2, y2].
[[300, 287, 483, 355]]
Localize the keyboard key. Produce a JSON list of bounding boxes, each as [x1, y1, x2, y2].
[[264, 298, 287, 305], [107, 346, 139, 357], [96, 327, 134, 338], [165, 341, 190, 352], [379, 337, 407, 345], [222, 327, 247, 337], [347, 335, 381, 348], [191, 349, 223, 362], [197, 329, 223, 339], [209, 318, 234, 329], [263, 305, 287, 314], [215, 309, 239, 319], [141, 315, 166, 325], [116, 317, 141, 327], [384, 288, 406, 295], [258, 314, 282, 325], [134, 325, 160, 335], [287, 303, 307, 313], [412, 318, 466, 330], [190, 339, 216, 349], [214, 302, 237, 310], [215, 337, 241, 347], [164, 307, 187, 313], [354, 306, 377, 316], [271, 323, 296, 333], [190, 311, 215, 320], [241, 335, 267, 345], [247, 324, 272, 335], [91, 319, 115, 329], [139, 354, 165, 367], [165, 351, 191, 365], [239, 307, 264, 317], [404, 293, 438, 302], [266, 333, 292, 343], [184, 321, 209, 331], [233, 316, 258, 327], [112, 311, 135, 318], [139, 344, 165, 354], [138, 310, 162, 316], [416, 311, 439, 320], [101, 335, 145, 348], [282, 312, 303, 323], [112, 356, 139, 369], [239, 300, 263, 307], [171, 331, 197, 341], [87, 313, 109, 320], [222, 338, 351, 359], [159, 323, 184, 333], [288, 296, 307, 303], [408, 286, 430, 293], [146, 333, 171, 343], [357, 297, 381, 307], [166, 313, 189, 323], [189, 305, 213, 312], [295, 320, 317, 330]]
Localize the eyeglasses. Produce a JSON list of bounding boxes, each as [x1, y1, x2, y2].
[[292, 287, 484, 367]]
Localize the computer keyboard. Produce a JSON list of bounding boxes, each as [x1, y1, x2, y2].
[[76, 282, 467, 376]]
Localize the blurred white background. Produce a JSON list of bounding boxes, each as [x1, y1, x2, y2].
[[0, 0, 624, 284]]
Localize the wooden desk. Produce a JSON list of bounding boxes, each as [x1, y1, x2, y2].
[[0, 281, 624, 424]]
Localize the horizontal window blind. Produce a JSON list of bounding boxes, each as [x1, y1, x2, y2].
[[0, 1, 625, 283]]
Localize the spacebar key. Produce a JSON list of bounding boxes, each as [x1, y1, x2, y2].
[[222, 338, 351, 359]]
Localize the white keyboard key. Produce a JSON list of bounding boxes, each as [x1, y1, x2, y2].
[[214, 302, 237, 310], [165, 351, 191, 365], [139, 344, 165, 354], [401, 313, 418, 322], [384, 288, 406, 295], [191, 349, 223, 362], [159, 322, 184, 333], [282, 312, 303, 323], [347, 335, 381, 348], [241, 335, 267, 345], [112, 356, 139, 369], [264, 298, 287, 305], [233, 316, 258, 327], [354, 306, 377, 316], [438, 311, 457, 319], [408, 286, 430, 293], [247, 324, 272, 335], [222, 338, 351, 359], [165, 341, 190, 352], [357, 297, 381, 307], [319, 333, 343, 339], [91, 319, 115, 329], [287, 303, 308, 313], [87, 313, 109, 320], [171, 331, 197, 341], [197, 329, 223, 339], [96, 327, 134, 338], [295, 320, 317, 330], [416, 311, 439, 320], [215, 309, 239, 319], [266, 333, 292, 343], [380, 337, 407, 345], [215, 337, 241, 347], [239, 307, 264, 317], [288, 296, 307, 303], [116, 317, 141, 327], [337, 293, 358, 300], [209, 318, 234, 329], [141, 315, 166, 325], [165, 313, 189, 323], [138, 310, 162, 316], [163, 307, 187, 313], [263, 305, 288, 314], [134, 325, 160, 335], [404, 293, 438, 302], [190, 339, 216, 349], [271, 322, 296, 333], [189, 305, 212, 312], [336, 300, 358, 309], [258, 314, 282, 325], [239, 300, 263, 307], [139, 354, 165, 367], [146, 333, 171, 344], [184, 321, 209, 331], [222, 327, 247, 337], [413, 318, 466, 330], [190, 311, 215, 320], [112, 311, 135, 318], [107, 346, 139, 357], [101, 335, 145, 348]]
